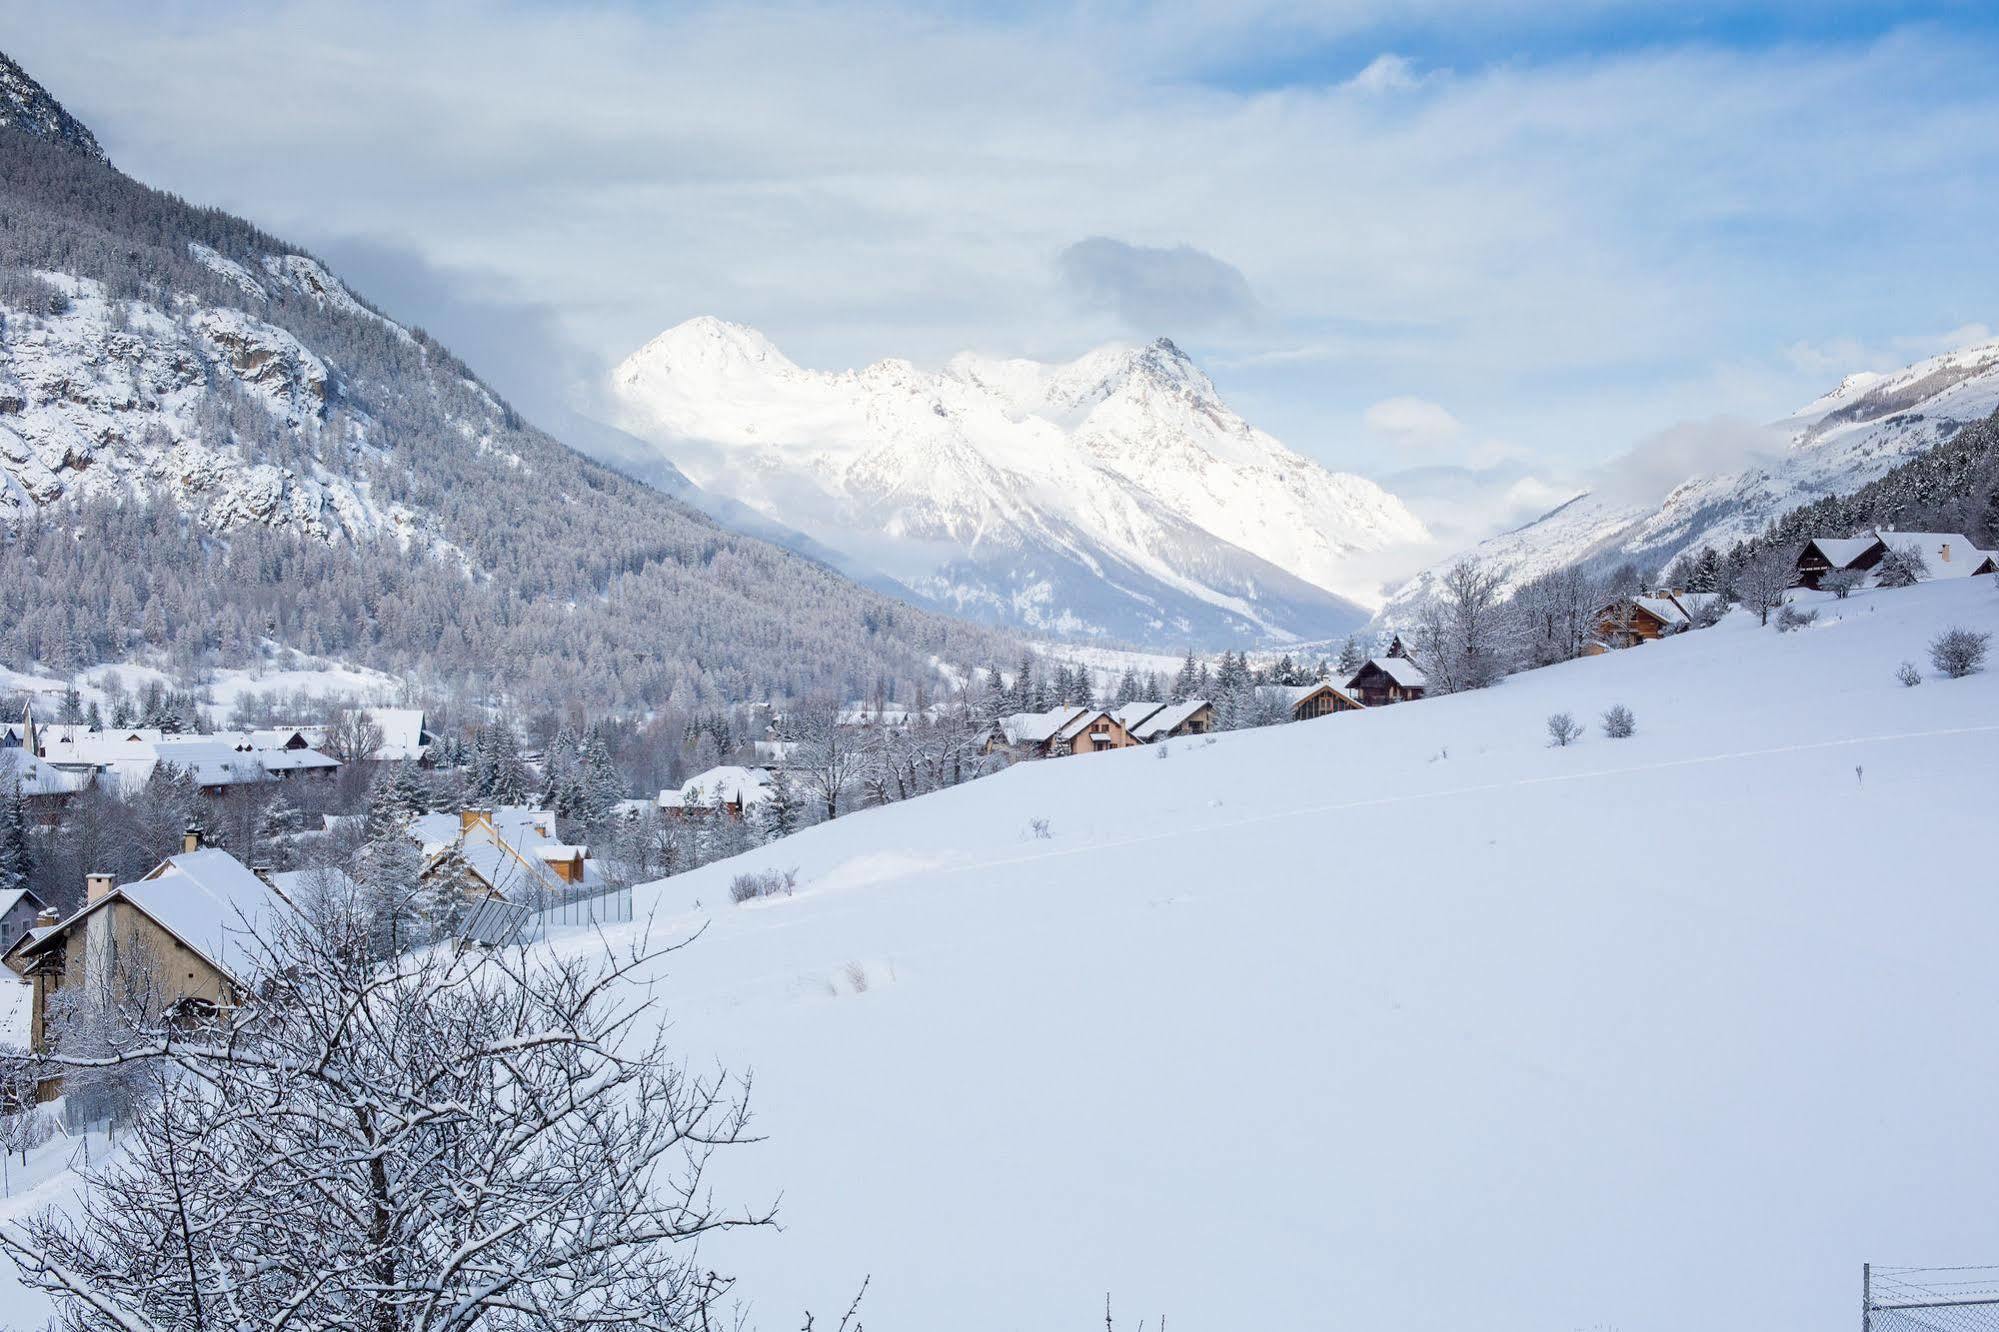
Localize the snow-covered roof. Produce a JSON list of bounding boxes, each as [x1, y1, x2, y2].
[[0, 747, 90, 798], [149, 738, 273, 787], [1871, 532, 1998, 580], [1055, 710, 1117, 743], [1129, 699, 1210, 740], [1112, 701, 1166, 731], [1804, 536, 1881, 569], [1358, 656, 1427, 688], [250, 747, 339, 774], [673, 766, 775, 808], [411, 806, 599, 899], [340, 707, 430, 761], [0, 887, 44, 922], [105, 849, 291, 985], [1001, 706, 1089, 745], [1631, 596, 1691, 627]]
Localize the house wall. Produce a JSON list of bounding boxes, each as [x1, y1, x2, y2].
[[29, 900, 235, 1098], [1068, 716, 1138, 754]]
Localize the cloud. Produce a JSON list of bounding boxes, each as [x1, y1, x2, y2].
[[1591, 416, 1787, 508], [1346, 53, 1425, 95], [1056, 237, 1261, 333], [1363, 395, 1462, 448], [1786, 323, 1997, 378]]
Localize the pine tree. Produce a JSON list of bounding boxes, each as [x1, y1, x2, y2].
[[0, 780, 32, 895], [1336, 634, 1365, 677], [578, 729, 625, 829], [1171, 649, 1199, 703]]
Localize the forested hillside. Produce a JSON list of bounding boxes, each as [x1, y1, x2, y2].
[[0, 69, 1010, 711]]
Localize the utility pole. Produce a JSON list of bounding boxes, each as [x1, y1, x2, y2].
[[1863, 1263, 1872, 1332]]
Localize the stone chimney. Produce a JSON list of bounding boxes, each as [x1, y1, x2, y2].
[[34, 907, 57, 930], [84, 872, 115, 905], [182, 824, 204, 855]]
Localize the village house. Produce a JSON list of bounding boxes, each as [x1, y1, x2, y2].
[[5, 832, 301, 1102], [0, 746, 93, 825], [658, 765, 776, 820], [1345, 656, 1428, 706], [1112, 698, 1216, 742], [1793, 530, 1999, 588], [0, 886, 48, 957], [25, 713, 340, 796], [409, 806, 600, 902], [1274, 681, 1365, 721], [1052, 707, 1141, 754]]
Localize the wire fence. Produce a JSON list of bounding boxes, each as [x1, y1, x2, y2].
[[453, 885, 635, 947], [1868, 1265, 1999, 1332]]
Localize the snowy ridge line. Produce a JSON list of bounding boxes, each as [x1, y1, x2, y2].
[[706, 721, 1999, 903]]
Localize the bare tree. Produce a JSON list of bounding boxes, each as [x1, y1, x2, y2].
[[1, 896, 773, 1331], [1874, 543, 1929, 589], [1415, 559, 1513, 693], [1821, 566, 1865, 599], [322, 708, 386, 767], [784, 694, 870, 823], [1546, 712, 1583, 747], [1929, 626, 1992, 678], [1736, 548, 1796, 626]]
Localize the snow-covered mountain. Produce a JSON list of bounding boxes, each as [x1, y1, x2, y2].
[[0, 50, 1011, 708], [608, 318, 1430, 647], [1381, 337, 1999, 618]]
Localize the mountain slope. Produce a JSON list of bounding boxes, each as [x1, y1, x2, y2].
[[1382, 336, 1999, 617], [0, 54, 1011, 708], [0, 51, 105, 163], [551, 576, 1994, 1330], [608, 318, 1428, 647]]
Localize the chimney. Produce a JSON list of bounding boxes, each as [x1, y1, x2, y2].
[[85, 873, 114, 905], [1940, 542, 1952, 563], [182, 824, 204, 855], [34, 907, 57, 930]]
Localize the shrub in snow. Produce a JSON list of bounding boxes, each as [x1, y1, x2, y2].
[[1601, 704, 1635, 739], [844, 961, 869, 994], [1929, 626, 1992, 679], [1822, 567, 1865, 599], [1546, 712, 1582, 747], [1874, 544, 1929, 589], [1776, 605, 1819, 633], [1029, 817, 1052, 840], [1895, 661, 1923, 688], [731, 867, 797, 903], [1156, 743, 1171, 759]]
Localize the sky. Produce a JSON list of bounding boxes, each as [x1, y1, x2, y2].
[[11, 0, 1999, 556]]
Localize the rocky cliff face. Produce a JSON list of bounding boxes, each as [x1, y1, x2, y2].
[[0, 51, 106, 162]]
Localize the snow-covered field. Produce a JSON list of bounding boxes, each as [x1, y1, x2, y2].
[[7, 577, 1997, 1330], [603, 575, 1999, 1330]]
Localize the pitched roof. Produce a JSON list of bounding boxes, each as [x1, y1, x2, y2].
[[1112, 700, 1168, 731], [0, 747, 89, 798], [1128, 699, 1210, 739], [1871, 532, 1999, 580], [1353, 656, 1426, 688], [1803, 536, 1881, 569], [19, 849, 293, 985], [1055, 709, 1118, 743], [1001, 706, 1089, 745]]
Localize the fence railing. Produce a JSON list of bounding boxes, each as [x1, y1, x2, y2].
[[453, 885, 634, 947], [1866, 1263, 1999, 1332]]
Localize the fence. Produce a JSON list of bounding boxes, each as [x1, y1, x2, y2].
[[1866, 1265, 1999, 1332], [454, 885, 634, 947]]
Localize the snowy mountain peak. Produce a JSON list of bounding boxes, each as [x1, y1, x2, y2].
[[0, 50, 106, 163], [610, 322, 1429, 645]]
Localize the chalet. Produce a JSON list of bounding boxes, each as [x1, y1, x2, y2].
[[1345, 656, 1427, 706], [409, 806, 600, 902], [659, 766, 776, 819], [996, 706, 1089, 759], [1112, 698, 1216, 742], [1591, 594, 1692, 650], [1052, 708, 1140, 755], [8, 834, 295, 1100], [1274, 681, 1365, 721], [1795, 530, 1999, 588]]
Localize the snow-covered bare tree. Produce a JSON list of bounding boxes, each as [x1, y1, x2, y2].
[[1929, 626, 1991, 678], [1736, 548, 1796, 626], [1874, 543, 1930, 588], [1821, 566, 1865, 599], [1414, 559, 1513, 693], [784, 695, 870, 822], [0, 896, 772, 1331]]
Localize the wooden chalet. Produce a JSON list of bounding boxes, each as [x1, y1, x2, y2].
[[1795, 530, 1998, 588], [1112, 698, 1215, 742], [1052, 708, 1140, 755], [1345, 656, 1427, 706], [1278, 682, 1364, 720]]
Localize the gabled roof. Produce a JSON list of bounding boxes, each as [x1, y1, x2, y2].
[[411, 806, 600, 900], [1273, 682, 1363, 714], [674, 765, 774, 809], [1351, 656, 1426, 688], [1871, 531, 1999, 580], [1112, 700, 1168, 731], [1001, 706, 1089, 746], [1802, 536, 1882, 569], [1127, 699, 1211, 739], [1055, 709, 1119, 743], [20, 848, 291, 986], [0, 886, 46, 921]]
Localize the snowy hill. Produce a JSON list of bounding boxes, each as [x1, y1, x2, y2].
[[0, 51, 104, 163], [608, 317, 1429, 646], [1382, 337, 1999, 618], [567, 575, 1993, 1330]]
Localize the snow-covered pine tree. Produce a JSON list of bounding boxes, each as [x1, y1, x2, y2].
[[0, 780, 31, 895]]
